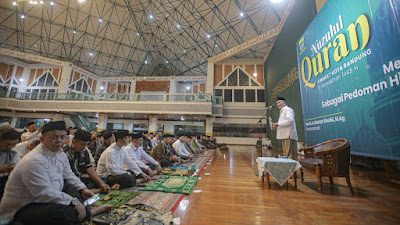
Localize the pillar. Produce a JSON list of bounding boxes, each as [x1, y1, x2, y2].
[[97, 113, 108, 132], [130, 78, 136, 94], [52, 113, 64, 121], [17, 67, 31, 93], [163, 122, 174, 135], [206, 62, 214, 94], [169, 76, 176, 94], [205, 117, 214, 136], [58, 63, 73, 93], [148, 115, 158, 134], [10, 117, 17, 128]]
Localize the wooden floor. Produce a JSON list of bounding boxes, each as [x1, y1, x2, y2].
[[173, 146, 400, 225]]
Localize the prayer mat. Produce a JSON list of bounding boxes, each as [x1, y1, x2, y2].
[[139, 175, 199, 195], [92, 190, 140, 208], [162, 168, 196, 176], [127, 191, 185, 213], [169, 165, 196, 170], [180, 150, 215, 175]]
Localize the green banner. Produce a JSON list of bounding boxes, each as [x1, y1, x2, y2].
[[297, 0, 400, 160]]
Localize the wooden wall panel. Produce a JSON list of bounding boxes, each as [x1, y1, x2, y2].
[[200, 83, 205, 93], [28, 69, 35, 85], [256, 65, 264, 86], [224, 65, 232, 78], [36, 69, 43, 80], [73, 72, 81, 83], [109, 83, 116, 93], [0, 62, 10, 80], [92, 80, 97, 93], [6, 65, 14, 80], [15, 66, 24, 79], [53, 68, 60, 81], [135, 81, 170, 93], [214, 65, 223, 86], [245, 65, 254, 78], [193, 85, 198, 93]]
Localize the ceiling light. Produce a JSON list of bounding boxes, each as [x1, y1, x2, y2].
[[144, 60, 148, 64], [166, 60, 169, 64], [34, 44, 37, 47], [183, 50, 186, 53], [206, 34, 211, 38], [177, 24, 180, 28], [40, 1, 44, 4], [73, 30, 76, 34], [215, 44, 218, 48], [253, 72, 257, 77], [33, 110, 36, 112], [50, 1, 54, 5], [186, 86, 190, 90], [19, 78, 24, 82], [181, 116, 185, 121], [99, 18, 103, 22], [100, 86, 104, 90], [89, 52, 93, 56], [149, 14, 154, 19], [240, 12, 244, 17], [33, 1, 38, 4], [29, 1, 33, 4], [20, 14, 25, 19], [270, 0, 282, 3], [137, 32, 140, 36], [78, 0, 85, 3], [13, 2, 17, 6]]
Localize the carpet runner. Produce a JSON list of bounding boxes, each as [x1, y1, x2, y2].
[[127, 191, 185, 213]]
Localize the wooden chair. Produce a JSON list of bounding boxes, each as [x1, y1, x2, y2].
[[299, 138, 355, 195]]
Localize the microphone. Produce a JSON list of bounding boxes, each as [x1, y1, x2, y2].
[[266, 104, 275, 110]]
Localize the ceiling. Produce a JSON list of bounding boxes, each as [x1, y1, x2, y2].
[[0, 0, 289, 77]]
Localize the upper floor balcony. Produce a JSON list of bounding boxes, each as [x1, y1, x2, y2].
[[0, 90, 223, 116]]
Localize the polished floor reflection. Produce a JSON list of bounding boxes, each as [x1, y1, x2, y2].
[[173, 146, 400, 225]]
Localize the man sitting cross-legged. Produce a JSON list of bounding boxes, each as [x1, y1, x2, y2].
[[96, 130, 150, 189], [63, 130, 120, 193], [151, 134, 179, 168], [0, 121, 111, 225], [124, 133, 162, 177]]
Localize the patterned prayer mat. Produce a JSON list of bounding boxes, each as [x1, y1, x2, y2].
[[92, 190, 140, 208], [139, 175, 199, 195], [180, 150, 215, 174], [162, 168, 196, 176], [169, 165, 196, 170], [126, 191, 185, 213]]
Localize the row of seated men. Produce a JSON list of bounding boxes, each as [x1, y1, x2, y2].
[[0, 121, 211, 225]]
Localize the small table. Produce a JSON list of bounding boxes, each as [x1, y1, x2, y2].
[[256, 157, 302, 188]]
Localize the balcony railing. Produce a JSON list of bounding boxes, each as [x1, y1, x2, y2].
[[0, 90, 223, 105]]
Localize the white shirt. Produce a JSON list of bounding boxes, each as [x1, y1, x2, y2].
[[265, 139, 272, 147], [172, 140, 191, 157], [14, 141, 30, 158], [0, 143, 86, 220], [96, 143, 142, 178], [21, 130, 40, 142], [277, 105, 298, 141], [150, 138, 159, 149], [124, 143, 159, 170]]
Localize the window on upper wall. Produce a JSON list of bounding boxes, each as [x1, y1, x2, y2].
[[239, 70, 249, 86], [246, 89, 256, 102], [257, 89, 265, 102], [228, 70, 238, 86], [224, 89, 232, 102], [214, 89, 222, 97], [234, 89, 244, 102]]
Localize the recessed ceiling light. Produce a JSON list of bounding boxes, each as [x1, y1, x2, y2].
[[99, 18, 103, 22], [100, 86, 104, 90], [78, 0, 85, 3], [137, 32, 140, 36], [183, 50, 186, 53], [34, 44, 37, 47], [215, 44, 218, 48], [166, 60, 169, 64], [206, 34, 211, 38], [50, 1, 54, 6], [20, 14, 25, 19], [144, 60, 147, 64], [89, 52, 93, 56], [19, 78, 24, 82], [177, 24, 180, 28], [40, 1, 44, 4], [253, 72, 257, 77], [240, 12, 244, 17], [149, 14, 154, 19], [73, 30, 77, 34], [186, 86, 190, 90], [13, 2, 17, 6]]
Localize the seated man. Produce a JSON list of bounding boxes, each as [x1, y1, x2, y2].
[[142, 133, 153, 153], [0, 121, 111, 225], [190, 136, 203, 153], [266, 137, 273, 149], [63, 130, 118, 192], [172, 134, 193, 160], [21, 121, 43, 142], [151, 134, 178, 167], [125, 133, 162, 177], [96, 130, 150, 189], [0, 127, 20, 199], [14, 139, 41, 159], [195, 136, 207, 151], [94, 131, 113, 162], [184, 136, 198, 154]]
